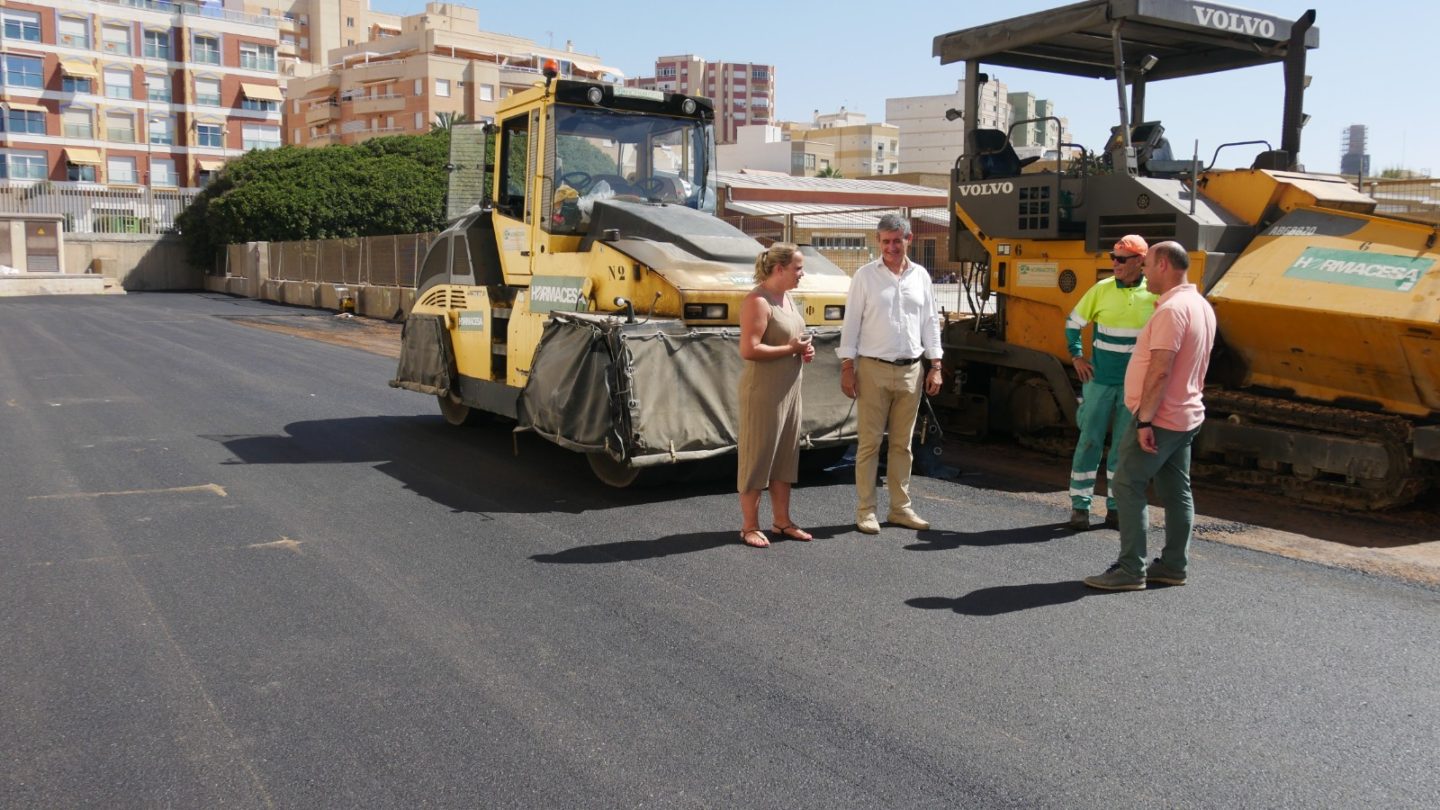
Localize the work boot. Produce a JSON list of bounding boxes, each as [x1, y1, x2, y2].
[[1068, 509, 1090, 531], [1083, 564, 1146, 591], [856, 513, 881, 535], [1103, 511, 1120, 530], [1145, 559, 1187, 586], [887, 508, 930, 530]]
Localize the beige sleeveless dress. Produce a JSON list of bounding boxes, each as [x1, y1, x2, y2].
[[737, 291, 805, 492]]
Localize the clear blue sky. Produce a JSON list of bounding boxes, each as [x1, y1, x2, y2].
[[370, 1, 1437, 174]]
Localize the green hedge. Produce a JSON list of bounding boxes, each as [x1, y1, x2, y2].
[[176, 131, 451, 268]]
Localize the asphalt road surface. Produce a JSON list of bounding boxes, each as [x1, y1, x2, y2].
[[3, 293, 1437, 808]]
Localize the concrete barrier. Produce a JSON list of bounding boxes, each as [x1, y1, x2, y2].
[[63, 233, 200, 291]]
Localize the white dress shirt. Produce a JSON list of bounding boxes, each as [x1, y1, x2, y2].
[[837, 257, 943, 362]]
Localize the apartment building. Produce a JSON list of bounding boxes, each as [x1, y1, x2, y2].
[[626, 55, 773, 144], [885, 78, 1012, 174], [1, 0, 283, 190], [282, 3, 618, 148], [717, 124, 834, 176], [1007, 92, 1067, 156], [789, 109, 900, 177]]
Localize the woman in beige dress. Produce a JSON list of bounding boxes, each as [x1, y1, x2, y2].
[[738, 243, 816, 548]]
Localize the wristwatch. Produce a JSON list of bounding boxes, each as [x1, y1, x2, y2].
[[1136, 420, 1153, 429]]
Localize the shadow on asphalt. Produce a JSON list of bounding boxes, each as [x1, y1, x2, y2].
[[530, 524, 854, 564], [903, 523, 1077, 550], [207, 415, 845, 515], [906, 580, 1117, 616]]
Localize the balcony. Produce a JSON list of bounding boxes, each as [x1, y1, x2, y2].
[[305, 103, 339, 125], [351, 94, 405, 115]]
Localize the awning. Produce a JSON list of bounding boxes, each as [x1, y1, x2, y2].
[[196, 159, 224, 171], [59, 58, 98, 79], [65, 148, 103, 165], [241, 82, 284, 102], [4, 101, 47, 112]]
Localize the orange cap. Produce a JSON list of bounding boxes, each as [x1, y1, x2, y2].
[[1113, 234, 1149, 257]]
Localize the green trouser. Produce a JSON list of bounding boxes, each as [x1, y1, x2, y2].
[[1069, 380, 1130, 511], [1112, 420, 1202, 577]]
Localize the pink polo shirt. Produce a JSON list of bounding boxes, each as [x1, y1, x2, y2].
[[1124, 283, 1216, 432]]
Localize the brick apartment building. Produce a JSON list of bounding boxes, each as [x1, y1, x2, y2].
[[625, 55, 773, 144], [1, 0, 283, 190]]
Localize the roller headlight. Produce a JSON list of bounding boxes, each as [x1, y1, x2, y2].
[[586, 86, 605, 105], [681, 98, 697, 115], [683, 303, 728, 320]]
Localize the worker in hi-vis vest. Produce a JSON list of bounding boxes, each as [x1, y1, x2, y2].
[[1064, 234, 1158, 531]]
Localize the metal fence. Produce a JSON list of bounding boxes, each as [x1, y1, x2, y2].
[[0, 180, 199, 234], [263, 232, 437, 287], [1361, 178, 1440, 224], [720, 205, 981, 315]]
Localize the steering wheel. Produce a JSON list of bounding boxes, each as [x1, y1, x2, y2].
[[586, 173, 636, 195], [633, 177, 670, 199], [559, 171, 593, 192]]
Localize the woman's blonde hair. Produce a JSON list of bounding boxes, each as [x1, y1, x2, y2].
[[754, 242, 800, 284]]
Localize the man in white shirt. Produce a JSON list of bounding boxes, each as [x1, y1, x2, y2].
[[838, 213, 945, 534]]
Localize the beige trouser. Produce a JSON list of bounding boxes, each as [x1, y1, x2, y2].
[[854, 357, 924, 519]]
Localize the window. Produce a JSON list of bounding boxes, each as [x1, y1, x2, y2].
[[803, 154, 816, 169], [5, 108, 45, 135], [2, 9, 40, 42], [478, 84, 493, 102], [102, 24, 132, 56], [6, 150, 48, 180], [59, 17, 91, 49], [812, 235, 867, 250], [241, 123, 280, 150], [241, 97, 277, 112], [63, 76, 93, 94], [192, 34, 220, 65], [414, 79, 423, 96], [346, 16, 354, 27], [67, 163, 97, 182], [414, 112, 422, 130], [3, 54, 43, 89], [143, 30, 169, 60], [106, 112, 135, 142], [151, 158, 177, 187], [105, 68, 133, 100], [435, 79, 451, 97], [148, 115, 173, 145], [658, 66, 676, 78], [62, 109, 93, 138], [195, 123, 223, 147], [146, 73, 170, 102], [751, 68, 770, 81], [239, 43, 276, 71], [497, 114, 530, 221], [195, 77, 221, 106], [108, 156, 138, 184]]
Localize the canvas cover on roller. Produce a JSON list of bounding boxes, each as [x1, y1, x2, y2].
[[390, 314, 453, 397], [519, 317, 858, 465]]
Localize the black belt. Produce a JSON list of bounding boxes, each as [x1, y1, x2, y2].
[[862, 355, 921, 366]]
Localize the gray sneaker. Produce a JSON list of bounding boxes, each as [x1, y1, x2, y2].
[[1068, 509, 1090, 531], [1083, 564, 1146, 591], [1145, 559, 1187, 586]]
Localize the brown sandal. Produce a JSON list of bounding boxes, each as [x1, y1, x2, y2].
[[740, 528, 770, 548], [772, 524, 813, 541]]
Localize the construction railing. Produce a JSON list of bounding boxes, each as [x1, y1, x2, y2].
[[264, 232, 437, 288], [1362, 178, 1440, 224]]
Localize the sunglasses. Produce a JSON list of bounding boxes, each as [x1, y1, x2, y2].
[[1110, 253, 1139, 262]]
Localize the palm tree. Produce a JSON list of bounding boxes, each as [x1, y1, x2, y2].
[[431, 112, 473, 133], [816, 166, 844, 179]]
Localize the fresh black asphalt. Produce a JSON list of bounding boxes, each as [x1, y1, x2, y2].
[[2, 293, 1437, 807]]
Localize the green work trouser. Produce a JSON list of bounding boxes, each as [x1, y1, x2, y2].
[[1112, 419, 1202, 577], [1069, 380, 1130, 511]]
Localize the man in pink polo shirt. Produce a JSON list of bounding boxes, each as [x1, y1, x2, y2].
[[1084, 241, 1216, 591]]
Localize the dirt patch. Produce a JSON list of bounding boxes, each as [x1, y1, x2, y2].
[[226, 313, 402, 359]]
